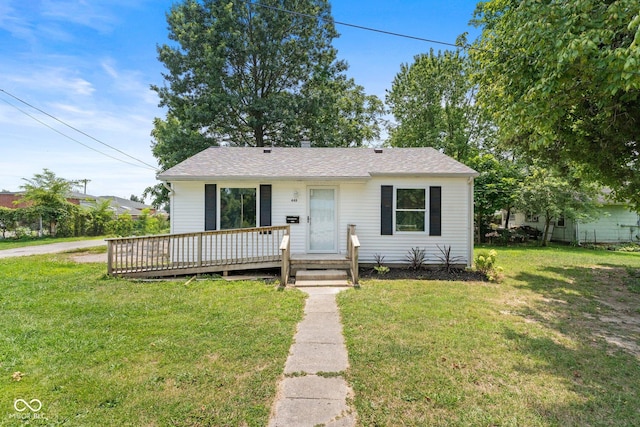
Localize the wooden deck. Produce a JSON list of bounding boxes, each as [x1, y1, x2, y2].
[[106, 224, 360, 284]]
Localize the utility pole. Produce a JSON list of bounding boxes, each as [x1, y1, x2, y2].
[[75, 179, 91, 195]]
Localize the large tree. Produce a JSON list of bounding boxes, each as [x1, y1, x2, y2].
[[151, 0, 383, 172], [516, 166, 601, 246], [386, 48, 494, 162], [470, 0, 640, 210], [18, 169, 76, 236]]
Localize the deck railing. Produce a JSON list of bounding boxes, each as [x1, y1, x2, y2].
[[106, 225, 290, 278], [346, 224, 360, 285]]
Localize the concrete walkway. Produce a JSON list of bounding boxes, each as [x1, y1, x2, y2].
[[0, 239, 106, 259], [269, 287, 356, 427]]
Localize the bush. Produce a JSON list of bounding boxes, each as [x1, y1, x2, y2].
[[14, 226, 33, 240], [474, 249, 504, 282]]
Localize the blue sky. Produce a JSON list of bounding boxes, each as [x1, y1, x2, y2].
[[0, 0, 480, 199]]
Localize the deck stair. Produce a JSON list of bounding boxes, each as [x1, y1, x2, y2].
[[294, 269, 350, 287]]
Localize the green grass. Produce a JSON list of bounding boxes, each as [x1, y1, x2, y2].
[[0, 236, 105, 250], [338, 245, 640, 426], [0, 254, 305, 426]]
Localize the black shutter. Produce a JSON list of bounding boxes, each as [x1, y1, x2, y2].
[[259, 184, 272, 227], [429, 186, 442, 236], [381, 185, 393, 235], [204, 184, 217, 231]]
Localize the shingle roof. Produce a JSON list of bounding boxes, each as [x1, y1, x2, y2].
[[157, 147, 478, 181]]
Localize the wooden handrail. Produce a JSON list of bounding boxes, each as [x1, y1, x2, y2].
[[349, 234, 360, 286], [279, 234, 290, 286], [106, 225, 289, 277]]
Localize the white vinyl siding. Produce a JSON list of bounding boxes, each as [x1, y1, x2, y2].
[[168, 176, 474, 266]]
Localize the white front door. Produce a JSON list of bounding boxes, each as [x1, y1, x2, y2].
[[308, 187, 337, 253]]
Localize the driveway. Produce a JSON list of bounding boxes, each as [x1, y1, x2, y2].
[[0, 239, 107, 259]]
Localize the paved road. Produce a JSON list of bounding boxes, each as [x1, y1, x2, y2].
[[0, 239, 107, 259]]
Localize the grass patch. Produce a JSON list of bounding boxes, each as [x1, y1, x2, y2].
[[0, 236, 105, 250], [0, 254, 305, 426], [338, 245, 640, 426]]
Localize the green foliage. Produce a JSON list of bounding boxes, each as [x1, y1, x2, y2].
[[471, 0, 640, 210], [374, 265, 390, 276], [474, 249, 503, 282], [516, 167, 601, 246], [134, 209, 169, 236], [18, 168, 76, 237], [111, 213, 134, 237], [152, 0, 383, 174], [386, 48, 494, 162], [0, 206, 17, 238], [468, 153, 524, 242]]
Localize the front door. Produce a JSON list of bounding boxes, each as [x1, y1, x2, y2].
[[308, 187, 337, 253]]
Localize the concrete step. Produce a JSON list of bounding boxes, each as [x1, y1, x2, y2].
[[295, 279, 350, 287], [294, 269, 350, 287], [296, 269, 348, 281]]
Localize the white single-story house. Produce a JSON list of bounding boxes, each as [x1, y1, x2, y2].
[[157, 146, 478, 267]]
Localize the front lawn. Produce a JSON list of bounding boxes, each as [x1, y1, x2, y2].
[[0, 255, 305, 426], [339, 246, 640, 426]]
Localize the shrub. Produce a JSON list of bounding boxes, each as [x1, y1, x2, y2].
[[374, 265, 390, 276], [406, 247, 426, 270], [435, 244, 463, 273], [474, 249, 503, 282], [14, 226, 33, 240]]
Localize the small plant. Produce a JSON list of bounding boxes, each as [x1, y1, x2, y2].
[[474, 249, 503, 282], [373, 253, 385, 267], [406, 247, 426, 270], [374, 265, 390, 275], [435, 244, 463, 273]]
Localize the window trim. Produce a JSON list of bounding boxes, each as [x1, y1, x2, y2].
[[394, 187, 427, 233]]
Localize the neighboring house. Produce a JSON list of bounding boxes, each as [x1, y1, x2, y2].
[[157, 146, 478, 266], [1, 191, 155, 219], [507, 202, 640, 244], [0, 191, 82, 209], [65, 192, 157, 219]]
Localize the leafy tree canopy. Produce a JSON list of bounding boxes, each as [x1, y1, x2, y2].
[[516, 166, 601, 245], [386, 48, 494, 162], [152, 0, 383, 172], [470, 0, 640, 210]]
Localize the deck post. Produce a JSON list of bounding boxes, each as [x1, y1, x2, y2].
[[197, 233, 203, 267], [279, 231, 290, 286], [106, 239, 113, 275], [350, 234, 360, 286], [347, 224, 356, 258]]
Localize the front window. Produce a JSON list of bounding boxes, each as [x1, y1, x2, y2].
[[396, 188, 425, 232], [220, 188, 256, 229]]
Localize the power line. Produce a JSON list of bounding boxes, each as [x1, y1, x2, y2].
[[246, 1, 470, 51], [0, 96, 156, 171], [0, 88, 158, 171]]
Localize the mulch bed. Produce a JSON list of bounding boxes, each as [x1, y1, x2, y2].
[[359, 267, 487, 281]]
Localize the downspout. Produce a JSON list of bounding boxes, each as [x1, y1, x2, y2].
[[162, 182, 174, 233], [468, 177, 475, 268]]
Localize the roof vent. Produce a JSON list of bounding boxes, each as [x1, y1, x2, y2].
[[301, 140, 311, 148], [374, 148, 383, 153], [263, 148, 272, 153]]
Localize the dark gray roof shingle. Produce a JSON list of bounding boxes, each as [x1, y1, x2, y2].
[[157, 147, 478, 181]]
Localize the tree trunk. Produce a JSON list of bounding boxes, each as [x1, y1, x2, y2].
[[505, 207, 512, 229], [254, 124, 264, 147], [541, 216, 552, 247]]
